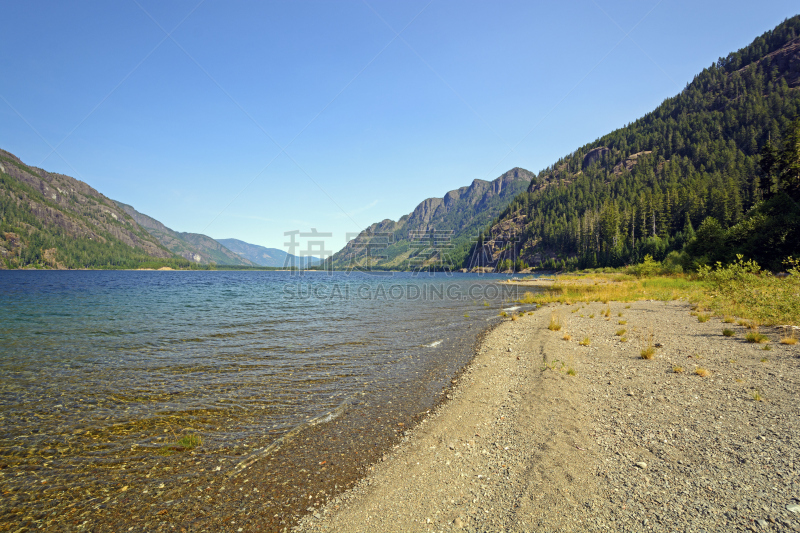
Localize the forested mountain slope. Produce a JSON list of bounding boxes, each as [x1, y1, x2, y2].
[[115, 202, 255, 267], [329, 168, 532, 270], [467, 15, 800, 272], [0, 149, 184, 269], [217, 238, 319, 268]]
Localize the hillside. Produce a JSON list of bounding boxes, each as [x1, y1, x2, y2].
[[115, 202, 254, 267], [466, 15, 800, 272], [329, 167, 533, 270], [216, 238, 319, 268], [0, 149, 186, 269]]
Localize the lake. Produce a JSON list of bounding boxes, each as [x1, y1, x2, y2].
[[0, 270, 534, 531]]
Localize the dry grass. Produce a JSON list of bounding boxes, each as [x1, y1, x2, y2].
[[620, 336, 628, 342], [566, 367, 576, 376], [579, 337, 590, 346], [499, 311, 508, 318], [548, 312, 562, 331], [640, 329, 656, 359], [723, 316, 735, 323], [511, 314, 519, 321], [603, 306, 611, 317], [615, 328, 626, 336], [694, 367, 711, 377], [722, 328, 735, 337], [672, 366, 684, 373], [780, 328, 797, 345], [745, 331, 769, 343], [697, 313, 711, 323], [516, 275, 704, 306], [562, 333, 572, 341], [618, 319, 627, 325], [589, 314, 595, 318], [751, 390, 764, 402]]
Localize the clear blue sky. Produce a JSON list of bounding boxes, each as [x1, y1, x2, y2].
[[1, 1, 797, 253]]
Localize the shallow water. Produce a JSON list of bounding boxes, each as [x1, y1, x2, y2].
[[0, 270, 534, 530]]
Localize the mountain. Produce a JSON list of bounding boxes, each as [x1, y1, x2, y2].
[[329, 167, 533, 270], [0, 149, 182, 269], [216, 238, 319, 268], [466, 15, 800, 272], [114, 202, 255, 267], [0, 149, 257, 269]]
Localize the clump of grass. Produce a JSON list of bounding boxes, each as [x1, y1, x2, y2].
[[615, 328, 626, 336], [745, 331, 768, 343], [620, 336, 628, 342], [548, 312, 562, 331], [562, 333, 571, 341], [483, 301, 490, 307], [722, 328, 735, 337], [579, 337, 590, 346], [760, 357, 768, 363], [697, 314, 711, 323], [624, 305, 631, 309], [751, 390, 764, 402], [589, 314, 595, 318], [528, 311, 534, 316], [780, 329, 797, 345], [640, 329, 656, 359], [603, 306, 611, 317], [694, 367, 711, 377], [762, 345, 772, 351], [722, 316, 735, 323], [511, 314, 519, 321], [499, 311, 508, 318], [672, 366, 684, 373], [566, 367, 576, 376], [618, 320, 627, 325], [464, 313, 470, 318], [618, 311, 624, 317]]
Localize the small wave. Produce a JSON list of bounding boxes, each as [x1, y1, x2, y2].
[[425, 340, 442, 348], [227, 399, 348, 478], [502, 306, 521, 312]]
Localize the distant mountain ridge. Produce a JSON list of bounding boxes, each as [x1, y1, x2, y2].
[[0, 149, 278, 269], [217, 238, 320, 268], [114, 202, 255, 266], [329, 167, 533, 270]]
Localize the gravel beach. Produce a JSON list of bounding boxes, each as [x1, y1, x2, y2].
[[295, 300, 800, 533]]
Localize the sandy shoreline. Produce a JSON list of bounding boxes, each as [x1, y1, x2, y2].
[[295, 300, 800, 532]]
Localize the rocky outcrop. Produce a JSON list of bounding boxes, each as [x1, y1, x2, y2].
[[583, 146, 609, 168], [612, 150, 652, 175], [738, 36, 800, 87]]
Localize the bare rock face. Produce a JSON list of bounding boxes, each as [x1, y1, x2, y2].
[[330, 167, 533, 269], [744, 36, 800, 87], [583, 146, 610, 168]]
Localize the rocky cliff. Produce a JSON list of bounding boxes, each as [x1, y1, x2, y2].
[[329, 167, 533, 270]]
